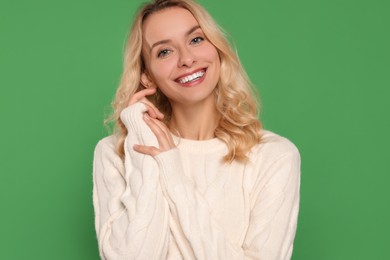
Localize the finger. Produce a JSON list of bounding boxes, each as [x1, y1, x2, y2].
[[143, 114, 175, 151], [139, 98, 165, 120], [133, 144, 161, 156], [128, 89, 165, 120], [151, 118, 175, 148], [141, 101, 158, 119], [128, 88, 156, 106]]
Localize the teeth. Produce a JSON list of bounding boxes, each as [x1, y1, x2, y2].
[[178, 70, 205, 84]]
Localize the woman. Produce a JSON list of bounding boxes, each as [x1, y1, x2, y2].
[[93, 0, 301, 259]]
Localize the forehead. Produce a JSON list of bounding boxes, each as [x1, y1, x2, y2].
[[142, 7, 200, 44]]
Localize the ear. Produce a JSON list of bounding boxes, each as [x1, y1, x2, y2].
[[140, 72, 156, 89]]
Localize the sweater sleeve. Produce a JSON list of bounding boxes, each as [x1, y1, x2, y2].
[[154, 141, 301, 260], [93, 103, 170, 260], [243, 147, 301, 260]]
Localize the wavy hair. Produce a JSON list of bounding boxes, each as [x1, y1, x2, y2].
[[108, 0, 262, 163]]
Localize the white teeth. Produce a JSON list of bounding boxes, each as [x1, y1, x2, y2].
[[178, 70, 205, 84]]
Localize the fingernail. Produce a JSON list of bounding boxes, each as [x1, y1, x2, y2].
[[143, 114, 150, 120]]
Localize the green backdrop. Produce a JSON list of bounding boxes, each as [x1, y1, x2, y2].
[[1, 0, 389, 259]]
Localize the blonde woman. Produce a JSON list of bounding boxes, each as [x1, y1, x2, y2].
[[93, 0, 301, 259]]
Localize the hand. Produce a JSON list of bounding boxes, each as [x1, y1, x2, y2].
[[129, 88, 175, 156], [133, 113, 176, 156], [128, 88, 164, 120]]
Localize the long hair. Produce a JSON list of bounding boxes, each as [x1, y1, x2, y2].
[[108, 0, 262, 163]]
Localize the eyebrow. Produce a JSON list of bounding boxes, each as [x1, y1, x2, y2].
[[149, 25, 201, 52]]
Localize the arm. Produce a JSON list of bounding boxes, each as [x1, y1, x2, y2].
[[243, 149, 301, 260], [93, 103, 170, 260]]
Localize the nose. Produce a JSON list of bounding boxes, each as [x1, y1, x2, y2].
[[178, 47, 195, 67]]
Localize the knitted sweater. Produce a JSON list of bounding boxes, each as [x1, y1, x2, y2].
[[93, 103, 301, 260]]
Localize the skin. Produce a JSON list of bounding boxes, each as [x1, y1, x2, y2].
[[131, 7, 221, 156]]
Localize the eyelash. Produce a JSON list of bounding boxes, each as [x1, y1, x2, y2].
[[156, 36, 205, 58], [157, 49, 171, 58], [191, 36, 204, 45]]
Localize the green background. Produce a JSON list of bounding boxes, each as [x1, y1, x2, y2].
[[1, 0, 389, 259]]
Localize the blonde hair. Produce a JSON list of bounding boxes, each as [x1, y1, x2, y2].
[[109, 0, 262, 163]]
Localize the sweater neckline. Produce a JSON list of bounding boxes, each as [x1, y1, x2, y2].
[[172, 135, 227, 154]]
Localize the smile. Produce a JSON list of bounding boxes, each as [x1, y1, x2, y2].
[[176, 69, 206, 84]]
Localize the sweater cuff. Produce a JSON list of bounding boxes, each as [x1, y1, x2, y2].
[[120, 102, 158, 147], [154, 148, 186, 193]]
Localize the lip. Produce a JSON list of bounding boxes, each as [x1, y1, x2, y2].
[[174, 68, 207, 87]]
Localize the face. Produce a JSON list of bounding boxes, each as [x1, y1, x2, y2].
[[141, 7, 220, 108]]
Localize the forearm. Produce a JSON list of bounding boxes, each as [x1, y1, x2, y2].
[[93, 103, 171, 259]]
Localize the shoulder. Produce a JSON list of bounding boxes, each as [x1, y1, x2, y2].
[[258, 130, 299, 156], [93, 135, 126, 194], [95, 135, 117, 151], [93, 135, 124, 173], [248, 130, 300, 168], [94, 135, 118, 159], [245, 130, 301, 191]]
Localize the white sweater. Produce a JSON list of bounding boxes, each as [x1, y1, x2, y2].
[[93, 103, 301, 260]]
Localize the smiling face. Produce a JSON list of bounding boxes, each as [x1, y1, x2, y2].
[[141, 7, 221, 108]]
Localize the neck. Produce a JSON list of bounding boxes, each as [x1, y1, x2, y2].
[[169, 98, 219, 140]]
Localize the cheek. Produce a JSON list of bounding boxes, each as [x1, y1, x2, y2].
[[150, 60, 176, 82], [200, 45, 220, 66], [203, 45, 220, 66]]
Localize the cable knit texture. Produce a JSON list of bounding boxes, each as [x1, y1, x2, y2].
[[93, 102, 301, 260]]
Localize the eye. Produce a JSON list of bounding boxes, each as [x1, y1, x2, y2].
[[157, 49, 171, 58], [191, 36, 204, 45]]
